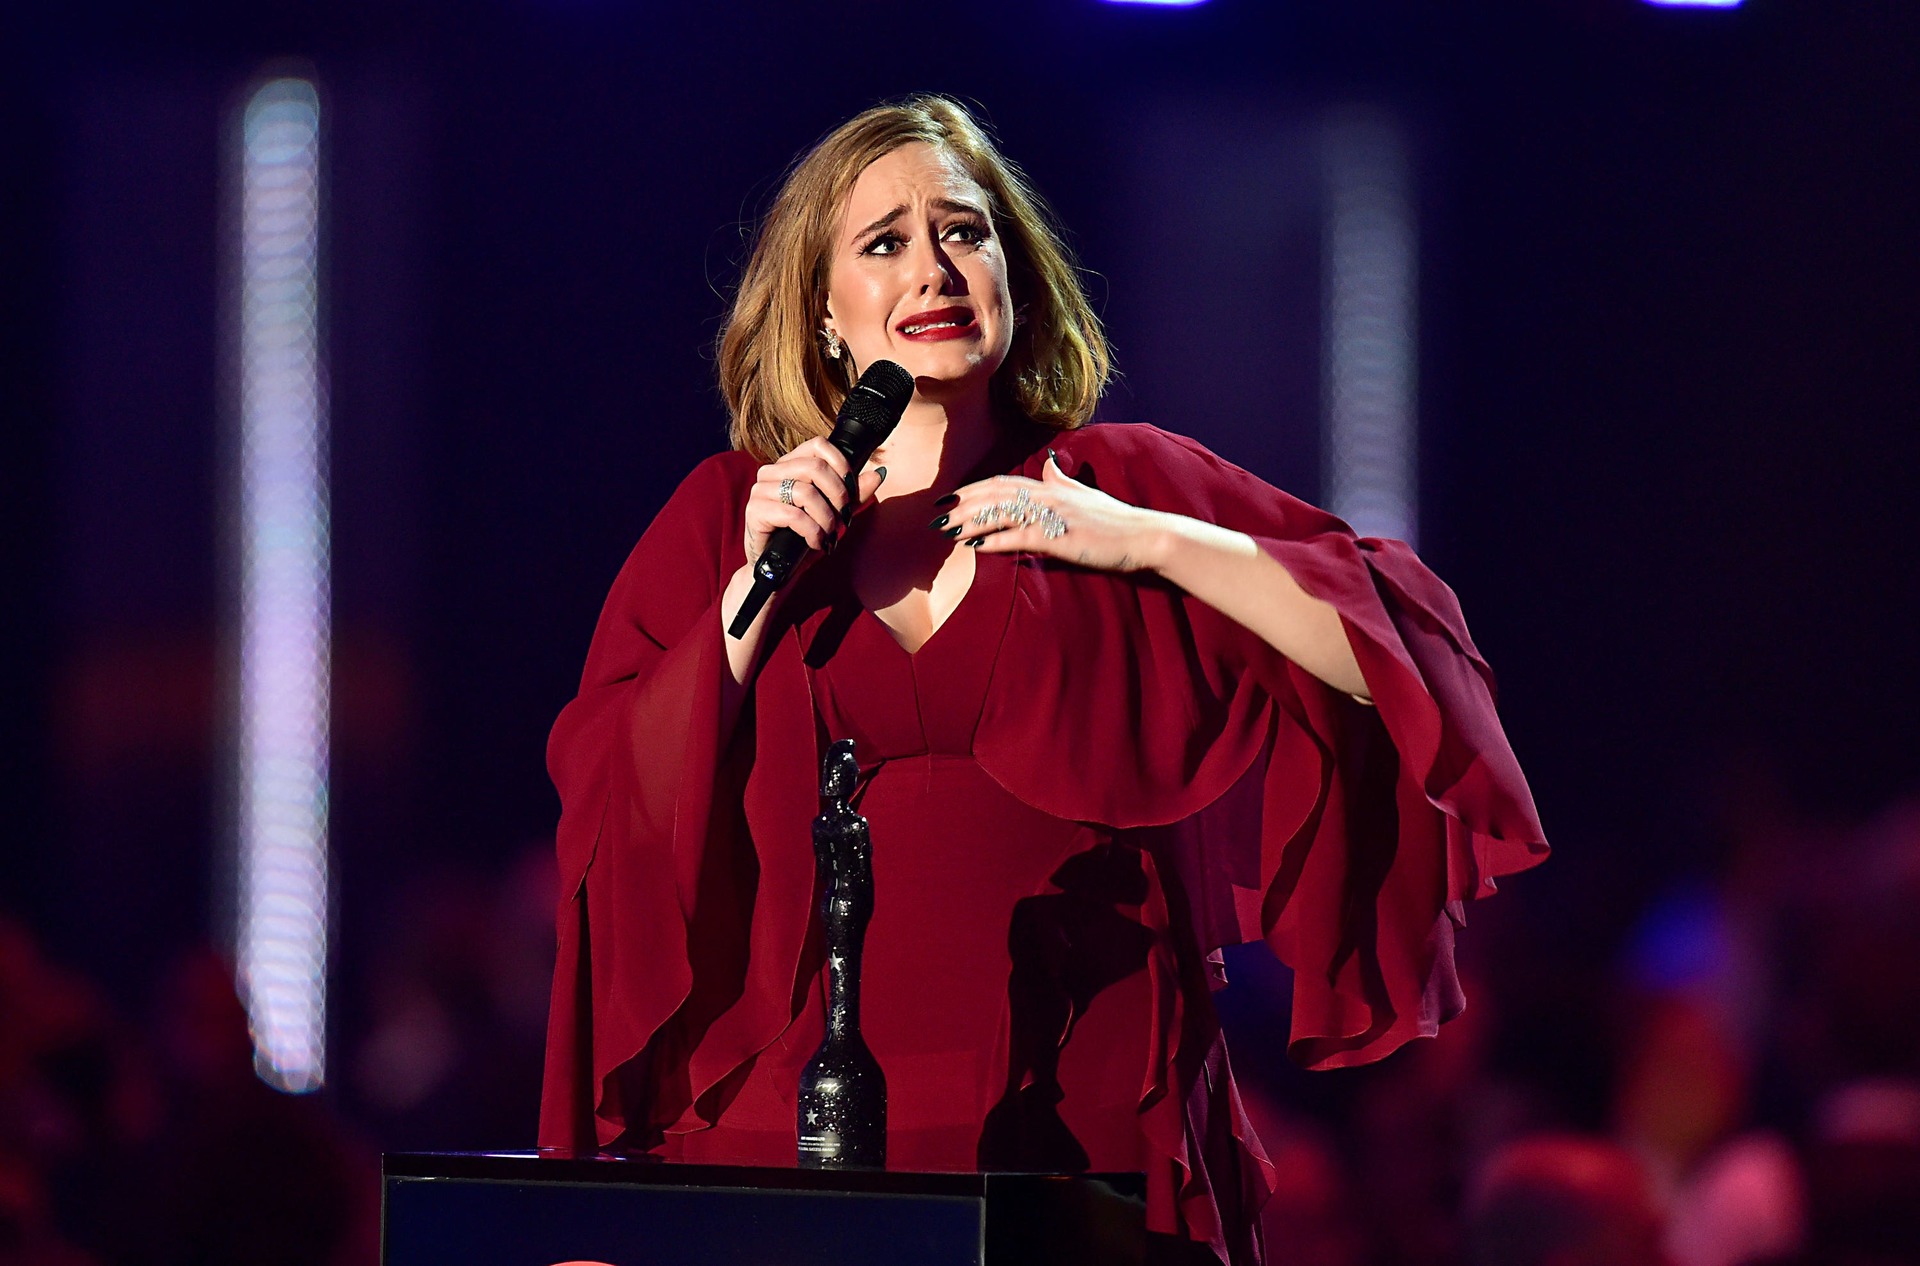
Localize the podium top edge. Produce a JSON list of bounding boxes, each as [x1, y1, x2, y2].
[[382, 1152, 1144, 1200]]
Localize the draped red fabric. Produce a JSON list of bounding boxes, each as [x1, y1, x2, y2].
[[971, 427, 1548, 1068], [538, 422, 1548, 1258]]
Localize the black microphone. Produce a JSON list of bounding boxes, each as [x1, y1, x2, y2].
[[727, 359, 916, 638]]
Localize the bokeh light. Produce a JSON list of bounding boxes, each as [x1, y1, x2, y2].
[[1322, 109, 1418, 546], [235, 76, 330, 1094]]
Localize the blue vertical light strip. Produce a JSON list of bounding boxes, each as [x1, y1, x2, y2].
[[1322, 109, 1418, 547], [237, 77, 330, 1094]]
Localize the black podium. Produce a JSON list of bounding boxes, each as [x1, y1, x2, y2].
[[382, 1152, 1146, 1266]]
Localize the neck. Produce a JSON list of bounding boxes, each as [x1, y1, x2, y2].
[[868, 386, 1005, 498]]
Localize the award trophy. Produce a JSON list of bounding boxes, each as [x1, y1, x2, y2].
[[796, 739, 887, 1169]]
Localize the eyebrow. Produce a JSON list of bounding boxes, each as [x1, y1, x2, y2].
[[851, 198, 989, 242]]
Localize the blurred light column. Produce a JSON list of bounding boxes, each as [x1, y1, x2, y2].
[[235, 76, 329, 1093], [1322, 110, 1418, 546]]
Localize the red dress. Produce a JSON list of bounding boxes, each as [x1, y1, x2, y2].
[[538, 422, 1548, 1265]]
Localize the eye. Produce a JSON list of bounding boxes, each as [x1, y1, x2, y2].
[[942, 220, 988, 246], [860, 231, 904, 257]]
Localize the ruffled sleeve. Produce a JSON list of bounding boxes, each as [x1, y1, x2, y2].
[[973, 423, 1548, 1072], [538, 451, 821, 1152]]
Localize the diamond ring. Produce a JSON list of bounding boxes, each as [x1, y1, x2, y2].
[[971, 488, 1068, 539], [778, 478, 796, 506]]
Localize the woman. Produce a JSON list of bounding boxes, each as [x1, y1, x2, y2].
[[540, 95, 1547, 1265]]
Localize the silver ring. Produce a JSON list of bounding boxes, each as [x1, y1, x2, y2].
[[778, 477, 796, 506], [972, 488, 1068, 538]]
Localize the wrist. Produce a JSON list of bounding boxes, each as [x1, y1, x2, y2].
[[1140, 512, 1259, 585], [1136, 510, 1187, 577], [724, 561, 778, 626]]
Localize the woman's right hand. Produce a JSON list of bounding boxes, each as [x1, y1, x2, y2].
[[744, 436, 887, 570]]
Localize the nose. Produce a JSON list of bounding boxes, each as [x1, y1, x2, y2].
[[912, 236, 956, 295]]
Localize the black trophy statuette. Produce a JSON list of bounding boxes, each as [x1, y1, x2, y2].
[[797, 739, 887, 1169]]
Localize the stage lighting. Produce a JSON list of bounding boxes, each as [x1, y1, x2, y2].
[[1101, 0, 1210, 7], [1323, 110, 1418, 548], [1643, 0, 1743, 7], [234, 75, 330, 1095]]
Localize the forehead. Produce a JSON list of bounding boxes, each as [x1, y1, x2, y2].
[[839, 142, 988, 229]]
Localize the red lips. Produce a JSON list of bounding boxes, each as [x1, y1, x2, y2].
[[895, 306, 978, 341]]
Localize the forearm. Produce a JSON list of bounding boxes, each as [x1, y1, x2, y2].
[[1142, 513, 1371, 700], [719, 563, 781, 722]]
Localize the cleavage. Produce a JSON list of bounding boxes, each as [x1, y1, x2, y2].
[[848, 502, 977, 655]]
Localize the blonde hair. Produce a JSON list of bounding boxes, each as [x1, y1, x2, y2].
[[717, 95, 1110, 461]]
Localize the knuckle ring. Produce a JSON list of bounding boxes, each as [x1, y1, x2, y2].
[[971, 487, 1066, 537], [778, 477, 796, 506], [975, 487, 1067, 537]]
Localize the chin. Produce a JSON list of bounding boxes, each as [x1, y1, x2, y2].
[[903, 368, 994, 404], [890, 346, 1005, 395]]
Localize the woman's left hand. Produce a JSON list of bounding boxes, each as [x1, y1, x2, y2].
[[933, 452, 1167, 574]]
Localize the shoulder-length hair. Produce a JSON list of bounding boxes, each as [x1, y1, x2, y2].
[[717, 95, 1110, 462]]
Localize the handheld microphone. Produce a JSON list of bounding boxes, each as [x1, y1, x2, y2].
[[727, 359, 916, 639]]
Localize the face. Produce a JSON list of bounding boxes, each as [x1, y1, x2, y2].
[[822, 142, 1014, 403]]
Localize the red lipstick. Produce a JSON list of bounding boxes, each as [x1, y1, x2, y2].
[[895, 306, 977, 342]]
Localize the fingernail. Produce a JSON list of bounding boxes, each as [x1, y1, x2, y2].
[[1047, 448, 1058, 465], [875, 466, 888, 484], [964, 536, 983, 548], [943, 526, 963, 539], [927, 514, 949, 531], [932, 493, 958, 508]]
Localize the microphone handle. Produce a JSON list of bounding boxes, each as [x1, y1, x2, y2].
[[727, 573, 782, 639], [724, 359, 912, 641], [725, 434, 862, 639]]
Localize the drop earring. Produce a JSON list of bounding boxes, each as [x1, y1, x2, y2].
[[821, 328, 843, 360]]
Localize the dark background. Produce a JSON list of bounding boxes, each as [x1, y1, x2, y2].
[[0, 0, 1915, 1259]]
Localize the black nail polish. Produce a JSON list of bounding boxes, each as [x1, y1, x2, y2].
[[964, 536, 983, 548], [932, 493, 958, 508], [927, 514, 949, 531], [943, 526, 963, 539], [1048, 448, 1058, 464], [875, 466, 888, 483]]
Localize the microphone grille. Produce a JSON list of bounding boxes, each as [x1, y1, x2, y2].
[[852, 359, 915, 412]]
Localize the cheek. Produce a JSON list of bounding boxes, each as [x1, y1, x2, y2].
[[972, 255, 1015, 340], [991, 283, 1017, 355], [825, 269, 890, 332]]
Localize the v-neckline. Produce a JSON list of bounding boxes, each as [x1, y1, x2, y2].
[[864, 544, 978, 659], [851, 421, 1046, 658]]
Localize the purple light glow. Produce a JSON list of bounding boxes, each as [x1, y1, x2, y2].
[[235, 76, 330, 1095]]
